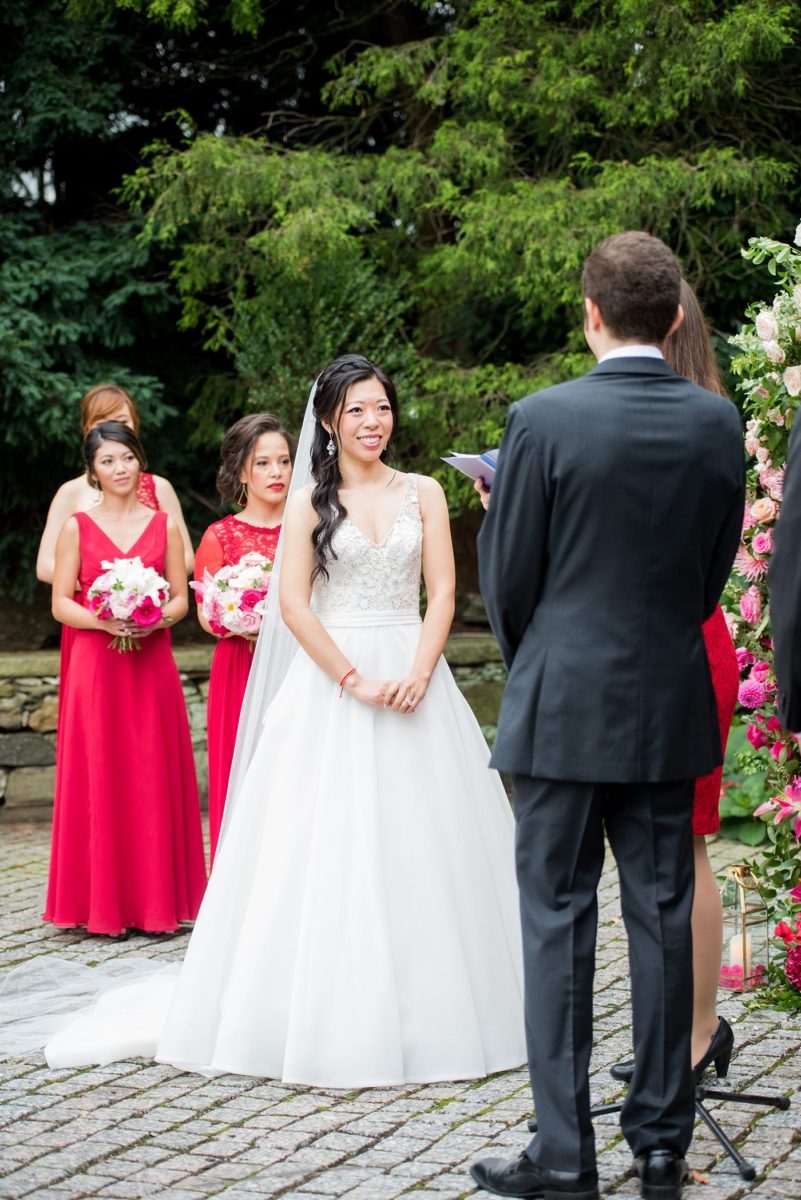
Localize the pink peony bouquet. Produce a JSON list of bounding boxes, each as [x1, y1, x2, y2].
[[87, 555, 169, 652], [190, 551, 272, 640]]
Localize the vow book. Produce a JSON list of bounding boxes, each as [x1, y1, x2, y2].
[[441, 449, 499, 484]]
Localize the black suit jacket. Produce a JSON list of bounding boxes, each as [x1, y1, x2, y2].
[[769, 418, 801, 731], [478, 357, 745, 782]]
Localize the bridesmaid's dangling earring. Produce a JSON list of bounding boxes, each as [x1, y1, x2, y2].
[[237, 483, 247, 507], [327, 436, 336, 458]]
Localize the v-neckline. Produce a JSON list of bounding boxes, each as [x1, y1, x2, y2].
[[345, 475, 410, 548], [83, 512, 158, 557]]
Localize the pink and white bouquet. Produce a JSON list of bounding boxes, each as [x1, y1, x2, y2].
[[190, 551, 272, 640], [87, 555, 169, 652]]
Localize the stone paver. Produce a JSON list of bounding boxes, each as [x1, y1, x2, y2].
[[1, 821, 799, 1199]]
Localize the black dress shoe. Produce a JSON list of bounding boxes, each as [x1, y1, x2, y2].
[[634, 1150, 688, 1200], [610, 1015, 735, 1085], [469, 1152, 599, 1200]]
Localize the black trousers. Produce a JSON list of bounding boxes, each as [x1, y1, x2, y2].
[[512, 776, 696, 1172]]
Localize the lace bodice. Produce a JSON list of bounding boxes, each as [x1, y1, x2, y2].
[[313, 473, 423, 617], [194, 515, 281, 588]]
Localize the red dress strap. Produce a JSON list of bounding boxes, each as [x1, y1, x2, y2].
[[136, 472, 159, 511]]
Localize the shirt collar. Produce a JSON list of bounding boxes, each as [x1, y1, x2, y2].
[[598, 344, 664, 364]]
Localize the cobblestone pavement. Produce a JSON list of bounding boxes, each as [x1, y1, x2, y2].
[[1, 822, 799, 1200]]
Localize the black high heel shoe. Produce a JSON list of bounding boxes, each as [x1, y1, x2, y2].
[[692, 1015, 734, 1081], [609, 1016, 734, 1084]]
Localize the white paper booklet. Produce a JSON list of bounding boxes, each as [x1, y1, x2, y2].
[[441, 449, 499, 483]]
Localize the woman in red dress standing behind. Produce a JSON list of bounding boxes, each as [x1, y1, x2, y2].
[[194, 414, 295, 863], [46, 421, 207, 935]]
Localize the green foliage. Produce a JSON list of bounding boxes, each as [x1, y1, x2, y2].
[[0, 213, 175, 591], [6, 0, 801, 610]]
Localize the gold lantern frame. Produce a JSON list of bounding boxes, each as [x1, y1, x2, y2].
[[719, 863, 770, 992]]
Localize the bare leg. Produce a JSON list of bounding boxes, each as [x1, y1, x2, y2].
[[692, 834, 723, 1065]]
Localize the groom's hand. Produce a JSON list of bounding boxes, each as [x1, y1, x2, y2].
[[474, 476, 491, 510]]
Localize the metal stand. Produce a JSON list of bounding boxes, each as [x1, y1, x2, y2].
[[527, 1081, 790, 1181]]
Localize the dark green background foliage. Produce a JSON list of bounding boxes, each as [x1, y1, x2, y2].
[[3, 0, 801, 599]]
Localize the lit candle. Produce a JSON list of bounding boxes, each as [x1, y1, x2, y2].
[[729, 932, 752, 971]]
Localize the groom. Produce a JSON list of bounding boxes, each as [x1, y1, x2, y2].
[[472, 232, 744, 1200]]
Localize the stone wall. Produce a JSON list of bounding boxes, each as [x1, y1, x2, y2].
[[0, 635, 505, 821]]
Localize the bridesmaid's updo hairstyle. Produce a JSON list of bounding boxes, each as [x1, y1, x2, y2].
[[83, 421, 148, 489], [80, 384, 141, 436], [216, 413, 296, 504], [310, 354, 399, 583]]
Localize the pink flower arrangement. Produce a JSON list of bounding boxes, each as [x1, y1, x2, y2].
[[191, 551, 273, 639], [87, 556, 169, 652]]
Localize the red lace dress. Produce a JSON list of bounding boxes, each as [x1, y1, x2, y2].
[[194, 515, 281, 863], [694, 604, 738, 835], [45, 511, 207, 934]]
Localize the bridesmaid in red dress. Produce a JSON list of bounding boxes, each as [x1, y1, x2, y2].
[[46, 421, 207, 935], [195, 414, 295, 863], [36, 385, 195, 758]]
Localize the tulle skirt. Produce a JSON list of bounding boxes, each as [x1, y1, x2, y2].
[[26, 612, 526, 1087]]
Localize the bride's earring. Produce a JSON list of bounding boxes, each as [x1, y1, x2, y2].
[[326, 436, 336, 457], [237, 483, 247, 506]]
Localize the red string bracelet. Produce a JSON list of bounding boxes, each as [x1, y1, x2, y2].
[[339, 667, 356, 697]]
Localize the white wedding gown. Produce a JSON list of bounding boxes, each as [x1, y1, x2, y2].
[[16, 474, 526, 1086]]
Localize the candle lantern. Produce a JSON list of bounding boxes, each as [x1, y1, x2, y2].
[[719, 864, 770, 992]]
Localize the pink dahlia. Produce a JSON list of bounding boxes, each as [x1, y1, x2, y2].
[[739, 679, 767, 708], [785, 946, 801, 992]]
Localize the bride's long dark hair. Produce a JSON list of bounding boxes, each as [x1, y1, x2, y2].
[[311, 354, 399, 583]]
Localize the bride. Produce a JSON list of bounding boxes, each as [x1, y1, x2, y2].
[[11, 354, 525, 1087]]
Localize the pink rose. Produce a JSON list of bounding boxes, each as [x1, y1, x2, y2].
[[132, 596, 162, 627], [771, 741, 789, 762], [751, 530, 773, 555], [739, 679, 767, 708], [750, 497, 777, 523], [761, 467, 785, 501], [736, 647, 755, 672], [750, 660, 770, 683], [784, 366, 801, 397], [765, 340, 786, 364], [739, 587, 763, 624], [766, 715, 783, 732], [235, 609, 261, 634], [239, 588, 265, 612], [756, 310, 779, 341], [723, 610, 739, 640], [746, 724, 769, 750]]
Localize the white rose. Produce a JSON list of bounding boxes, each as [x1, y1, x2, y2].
[[794, 221, 801, 247], [784, 365, 801, 397], [765, 339, 786, 363], [756, 310, 779, 341]]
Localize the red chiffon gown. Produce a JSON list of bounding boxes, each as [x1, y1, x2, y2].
[[194, 515, 281, 864], [45, 509, 207, 934], [57, 473, 160, 726], [694, 604, 738, 835]]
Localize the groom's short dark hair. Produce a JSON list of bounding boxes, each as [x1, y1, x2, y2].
[[582, 231, 682, 343]]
